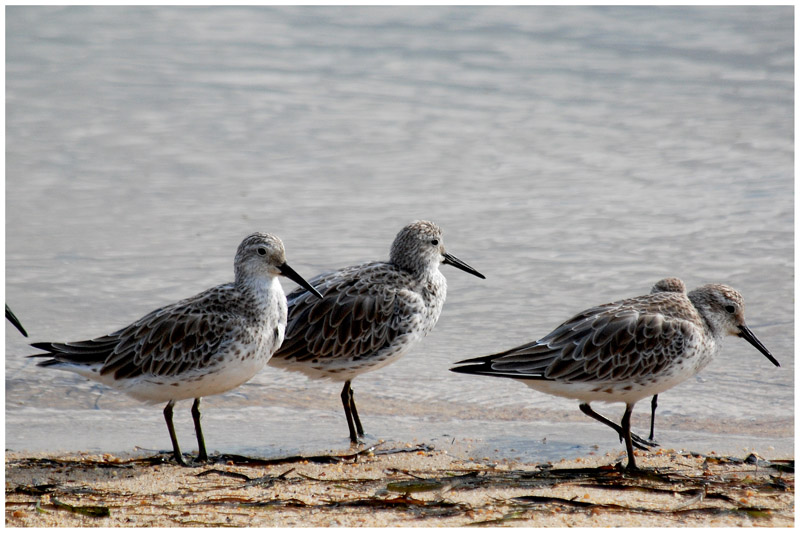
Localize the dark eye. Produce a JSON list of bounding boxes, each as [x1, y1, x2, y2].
[[431, 239, 439, 245], [724, 304, 736, 314], [257, 247, 267, 256]]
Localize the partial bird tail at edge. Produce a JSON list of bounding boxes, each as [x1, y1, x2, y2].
[[449, 352, 533, 380], [28, 339, 116, 367]]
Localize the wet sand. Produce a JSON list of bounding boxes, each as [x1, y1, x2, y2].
[[6, 443, 793, 527]]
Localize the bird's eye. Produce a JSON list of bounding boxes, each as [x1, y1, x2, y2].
[[257, 247, 267, 256], [724, 304, 736, 314], [431, 239, 439, 246]]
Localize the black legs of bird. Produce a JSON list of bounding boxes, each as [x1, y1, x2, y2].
[[192, 398, 208, 463], [578, 403, 657, 470], [649, 394, 658, 441], [341, 381, 364, 443], [162, 398, 207, 466], [163, 401, 184, 466]]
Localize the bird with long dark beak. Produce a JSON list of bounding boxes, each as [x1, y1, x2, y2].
[[451, 281, 779, 471], [269, 220, 484, 443], [30, 232, 320, 465]]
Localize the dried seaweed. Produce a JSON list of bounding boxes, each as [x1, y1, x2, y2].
[[8, 484, 58, 496], [324, 494, 468, 517], [50, 498, 111, 518], [213, 442, 434, 466], [6, 442, 432, 473], [455, 454, 793, 525], [195, 496, 310, 509], [6, 449, 793, 526], [195, 469, 251, 481], [506, 494, 780, 517]]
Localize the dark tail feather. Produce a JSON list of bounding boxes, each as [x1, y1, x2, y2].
[[450, 353, 497, 372], [450, 353, 522, 379], [6, 305, 28, 337], [450, 349, 548, 381], [29, 337, 118, 366]]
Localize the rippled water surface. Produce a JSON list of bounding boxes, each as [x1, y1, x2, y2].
[[6, 6, 793, 462]]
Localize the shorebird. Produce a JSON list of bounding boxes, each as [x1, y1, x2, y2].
[[6, 304, 28, 337], [269, 220, 485, 443], [30, 232, 321, 465], [450, 282, 779, 470]]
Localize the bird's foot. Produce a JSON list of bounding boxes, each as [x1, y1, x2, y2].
[[628, 432, 658, 451], [349, 437, 367, 447], [614, 459, 640, 472], [173, 453, 190, 467], [171, 452, 214, 467]]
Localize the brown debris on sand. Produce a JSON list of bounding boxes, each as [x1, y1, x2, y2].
[[6, 444, 793, 527]]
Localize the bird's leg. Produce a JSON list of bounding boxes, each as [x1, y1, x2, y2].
[[341, 381, 362, 444], [191, 398, 208, 462], [349, 384, 365, 437], [620, 403, 638, 470], [649, 394, 658, 441], [163, 400, 188, 466], [578, 403, 656, 451]]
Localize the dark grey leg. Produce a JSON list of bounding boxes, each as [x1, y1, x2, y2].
[[349, 384, 364, 437], [191, 398, 208, 462], [649, 395, 658, 441], [578, 403, 655, 451], [620, 403, 637, 470], [163, 400, 188, 466], [341, 381, 363, 443]]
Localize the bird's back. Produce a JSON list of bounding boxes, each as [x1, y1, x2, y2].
[[269, 260, 442, 380]]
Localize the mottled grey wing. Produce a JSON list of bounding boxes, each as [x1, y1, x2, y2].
[[32, 287, 238, 380], [490, 302, 695, 383], [100, 298, 234, 380], [275, 263, 406, 362]]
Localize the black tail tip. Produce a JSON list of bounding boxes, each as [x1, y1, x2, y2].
[[449, 363, 484, 375]]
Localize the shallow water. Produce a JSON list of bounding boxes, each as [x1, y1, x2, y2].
[[6, 6, 793, 462]]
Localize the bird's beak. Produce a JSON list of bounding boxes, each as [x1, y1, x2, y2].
[[442, 252, 485, 279], [279, 263, 323, 299], [738, 324, 780, 367]]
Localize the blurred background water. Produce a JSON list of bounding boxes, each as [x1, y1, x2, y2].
[[6, 6, 793, 463]]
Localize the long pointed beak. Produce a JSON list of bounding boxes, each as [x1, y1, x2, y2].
[[6, 305, 28, 337], [738, 324, 780, 367], [442, 252, 485, 279], [279, 263, 323, 299]]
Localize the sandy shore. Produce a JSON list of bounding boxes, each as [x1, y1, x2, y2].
[[6, 443, 793, 527]]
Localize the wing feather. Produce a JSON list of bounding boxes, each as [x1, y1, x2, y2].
[[274, 262, 410, 364], [31, 285, 246, 380]]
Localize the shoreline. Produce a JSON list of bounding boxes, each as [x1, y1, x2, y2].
[[7, 392, 793, 465], [6, 444, 793, 527]]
